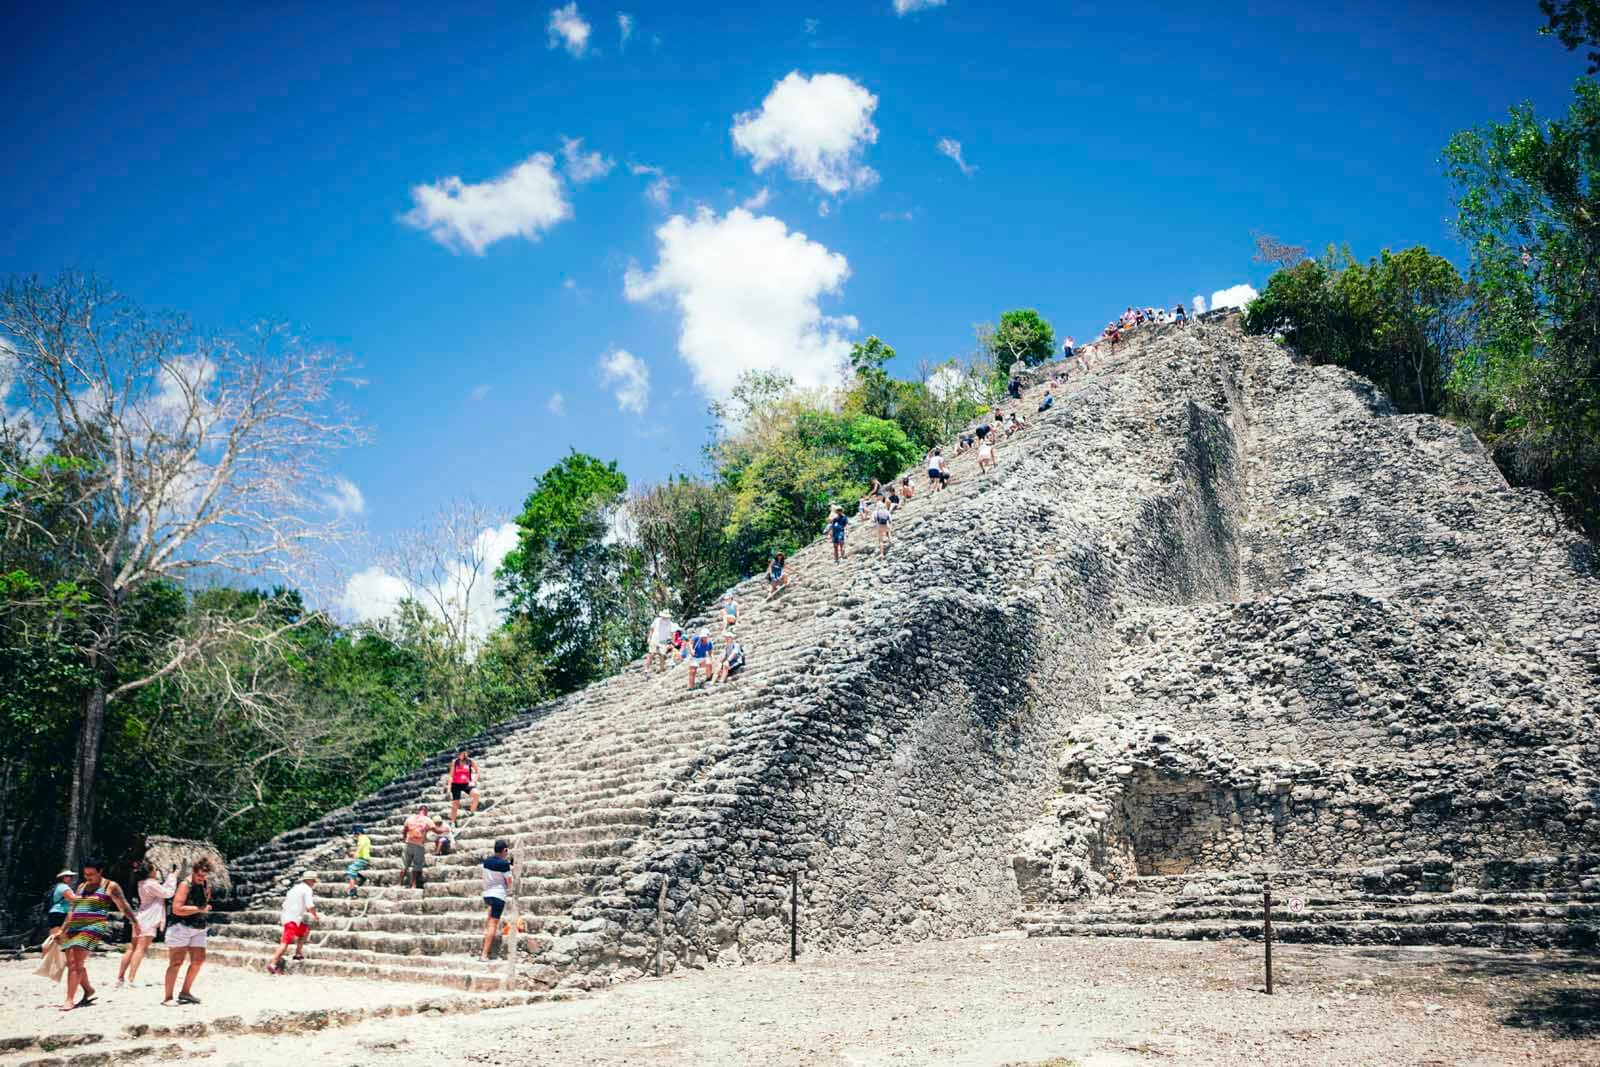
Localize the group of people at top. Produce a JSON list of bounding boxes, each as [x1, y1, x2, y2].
[[43, 855, 217, 1011], [644, 601, 745, 691], [1102, 303, 1190, 346]]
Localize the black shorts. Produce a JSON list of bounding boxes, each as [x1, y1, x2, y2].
[[451, 782, 474, 799], [484, 896, 506, 919]]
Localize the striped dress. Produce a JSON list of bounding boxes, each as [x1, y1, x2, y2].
[[60, 883, 114, 951]]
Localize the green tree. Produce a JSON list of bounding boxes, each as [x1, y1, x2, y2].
[[1541, 0, 1600, 72], [498, 452, 642, 690], [1444, 78, 1600, 533], [631, 477, 738, 622], [980, 309, 1057, 383]]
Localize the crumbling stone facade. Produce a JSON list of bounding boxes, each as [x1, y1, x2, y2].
[[221, 320, 1599, 987]]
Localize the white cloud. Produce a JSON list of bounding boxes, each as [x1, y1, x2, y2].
[[624, 207, 855, 399], [338, 523, 521, 645], [731, 72, 879, 195], [617, 12, 633, 49], [645, 175, 674, 210], [547, 391, 567, 415], [547, 2, 591, 57], [401, 153, 571, 255], [560, 137, 613, 182], [599, 348, 650, 413], [741, 187, 772, 211], [936, 136, 975, 176], [1209, 283, 1260, 311], [1192, 294, 1208, 314], [320, 476, 366, 518], [817, 200, 831, 217], [893, 0, 946, 12], [468, 384, 491, 402], [630, 162, 662, 176]]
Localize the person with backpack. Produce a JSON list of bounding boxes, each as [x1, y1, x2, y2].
[[872, 496, 894, 556], [825, 504, 849, 562], [479, 840, 514, 962], [712, 635, 745, 685], [162, 857, 214, 1007]]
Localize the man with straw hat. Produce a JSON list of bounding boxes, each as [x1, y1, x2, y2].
[[645, 609, 677, 674], [266, 871, 320, 975]]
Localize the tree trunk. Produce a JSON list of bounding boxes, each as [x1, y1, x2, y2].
[[61, 675, 108, 868]]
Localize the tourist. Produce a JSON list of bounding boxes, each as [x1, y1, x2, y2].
[[687, 631, 715, 690], [927, 447, 947, 492], [712, 635, 745, 685], [1007, 376, 1022, 400], [826, 504, 849, 561], [58, 857, 136, 1011], [402, 806, 433, 890], [720, 595, 739, 633], [479, 840, 514, 961], [45, 869, 73, 938], [1174, 303, 1188, 327], [899, 476, 915, 501], [1063, 337, 1076, 363], [645, 611, 677, 673], [162, 857, 213, 1007], [117, 861, 175, 987], [446, 751, 480, 822], [435, 816, 456, 856], [765, 552, 790, 600], [266, 871, 319, 975], [956, 432, 975, 454], [345, 825, 371, 899], [1038, 390, 1055, 413], [977, 435, 997, 474], [872, 495, 894, 556]]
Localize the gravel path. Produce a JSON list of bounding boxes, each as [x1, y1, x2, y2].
[[14, 935, 1589, 1066]]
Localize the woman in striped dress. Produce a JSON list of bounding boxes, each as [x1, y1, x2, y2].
[[59, 858, 136, 1011]]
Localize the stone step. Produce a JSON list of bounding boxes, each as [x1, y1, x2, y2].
[[148, 940, 524, 991], [205, 923, 547, 959], [1023, 917, 1600, 949], [1022, 900, 1600, 927]]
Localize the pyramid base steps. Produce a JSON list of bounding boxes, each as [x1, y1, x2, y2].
[[1021, 915, 1600, 950], [148, 938, 528, 992]]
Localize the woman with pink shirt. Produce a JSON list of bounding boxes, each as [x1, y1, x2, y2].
[[117, 860, 176, 987]]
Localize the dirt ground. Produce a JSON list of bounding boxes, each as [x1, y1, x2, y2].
[[6, 934, 1599, 1066]]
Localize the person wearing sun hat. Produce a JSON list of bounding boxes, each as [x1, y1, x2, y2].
[[645, 609, 677, 674], [266, 870, 319, 975], [46, 868, 75, 937]]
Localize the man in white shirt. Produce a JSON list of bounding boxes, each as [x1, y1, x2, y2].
[[266, 871, 319, 975], [645, 611, 678, 673]]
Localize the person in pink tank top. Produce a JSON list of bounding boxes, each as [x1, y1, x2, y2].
[[445, 751, 480, 822]]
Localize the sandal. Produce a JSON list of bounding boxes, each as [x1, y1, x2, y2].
[[177, 992, 201, 1005], [76, 995, 96, 1008]]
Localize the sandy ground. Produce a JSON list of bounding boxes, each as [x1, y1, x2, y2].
[[5, 934, 1599, 1066]]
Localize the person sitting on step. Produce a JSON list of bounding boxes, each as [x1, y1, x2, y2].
[[720, 595, 739, 633], [1038, 390, 1054, 413], [765, 552, 791, 600], [712, 635, 745, 685]]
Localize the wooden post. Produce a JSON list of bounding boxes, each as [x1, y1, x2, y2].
[[790, 871, 799, 962], [654, 878, 668, 978], [1263, 886, 1274, 995]]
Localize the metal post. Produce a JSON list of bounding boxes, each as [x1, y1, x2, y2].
[[1263, 886, 1274, 995], [654, 878, 668, 978], [790, 871, 799, 962]]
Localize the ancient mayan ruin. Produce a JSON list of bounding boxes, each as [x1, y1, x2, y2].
[[214, 317, 1600, 991]]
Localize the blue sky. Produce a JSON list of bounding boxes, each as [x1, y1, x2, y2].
[[4, 0, 1591, 614]]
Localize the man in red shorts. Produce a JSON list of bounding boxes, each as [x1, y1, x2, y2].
[[266, 871, 319, 974]]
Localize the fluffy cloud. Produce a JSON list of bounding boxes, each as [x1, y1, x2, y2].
[[741, 187, 772, 211], [320, 476, 366, 517], [560, 137, 613, 182], [731, 72, 879, 195], [547, 391, 567, 415], [599, 348, 650, 413], [1192, 294, 1208, 314], [936, 137, 975, 176], [547, 2, 591, 57], [1209, 283, 1260, 311], [338, 523, 520, 645], [401, 153, 571, 255], [618, 12, 633, 48], [893, 0, 946, 13], [645, 175, 674, 210], [624, 207, 855, 398]]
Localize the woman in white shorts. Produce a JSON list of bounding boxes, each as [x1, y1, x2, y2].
[[978, 437, 997, 474]]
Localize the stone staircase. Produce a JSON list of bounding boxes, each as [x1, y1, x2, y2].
[[1019, 855, 1600, 949]]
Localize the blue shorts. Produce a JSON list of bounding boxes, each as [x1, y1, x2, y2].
[[485, 896, 506, 919]]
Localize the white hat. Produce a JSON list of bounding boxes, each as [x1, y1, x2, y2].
[[300, 870, 318, 882]]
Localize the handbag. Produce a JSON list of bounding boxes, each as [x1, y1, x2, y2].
[[35, 934, 65, 983]]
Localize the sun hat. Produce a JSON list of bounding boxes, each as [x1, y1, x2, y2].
[[301, 870, 318, 881], [56, 869, 75, 878]]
